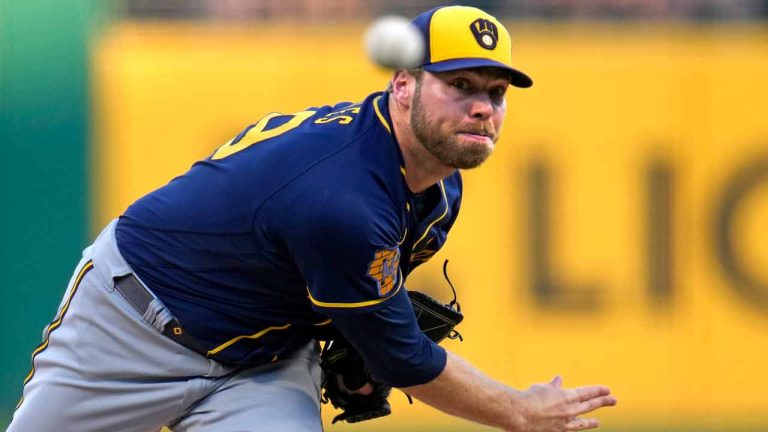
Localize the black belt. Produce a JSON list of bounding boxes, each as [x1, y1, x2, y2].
[[114, 274, 209, 358]]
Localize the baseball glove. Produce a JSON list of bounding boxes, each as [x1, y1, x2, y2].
[[320, 261, 463, 424], [320, 337, 393, 424]]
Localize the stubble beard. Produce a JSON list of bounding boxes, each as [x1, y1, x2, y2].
[[410, 84, 496, 170]]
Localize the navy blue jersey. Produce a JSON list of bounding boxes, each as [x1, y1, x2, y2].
[[115, 92, 461, 385]]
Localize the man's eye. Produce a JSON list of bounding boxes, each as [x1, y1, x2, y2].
[[452, 79, 471, 91], [490, 87, 507, 98]]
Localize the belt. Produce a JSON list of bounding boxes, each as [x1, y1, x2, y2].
[[114, 274, 209, 358]]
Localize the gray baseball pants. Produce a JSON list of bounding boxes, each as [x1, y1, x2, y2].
[[8, 221, 324, 432]]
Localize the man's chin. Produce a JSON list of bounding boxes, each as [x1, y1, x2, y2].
[[450, 158, 489, 170], [447, 146, 493, 169]]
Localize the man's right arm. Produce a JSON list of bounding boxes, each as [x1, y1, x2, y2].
[[402, 351, 617, 432], [281, 190, 616, 430], [328, 289, 616, 431]]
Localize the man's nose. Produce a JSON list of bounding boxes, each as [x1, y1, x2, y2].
[[469, 94, 494, 119]]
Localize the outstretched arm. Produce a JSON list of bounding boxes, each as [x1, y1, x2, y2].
[[402, 351, 617, 432]]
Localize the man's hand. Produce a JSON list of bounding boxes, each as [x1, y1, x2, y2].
[[517, 376, 617, 431], [336, 375, 374, 396], [402, 352, 617, 432]]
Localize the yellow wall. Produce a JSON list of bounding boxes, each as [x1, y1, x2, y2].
[[93, 22, 768, 430]]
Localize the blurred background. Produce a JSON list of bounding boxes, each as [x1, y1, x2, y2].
[[2, 0, 768, 430]]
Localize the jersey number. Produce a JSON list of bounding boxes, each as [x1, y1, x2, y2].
[[212, 110, 316, 160]]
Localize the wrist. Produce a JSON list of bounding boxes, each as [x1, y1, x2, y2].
[[503, 389, 530, 432]]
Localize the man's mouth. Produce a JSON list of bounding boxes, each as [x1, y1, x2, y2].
[[458, 130, 494, 142]]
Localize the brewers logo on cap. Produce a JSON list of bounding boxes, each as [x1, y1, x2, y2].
[[470, 18, 498, 50], [409, 5, 534, 88]]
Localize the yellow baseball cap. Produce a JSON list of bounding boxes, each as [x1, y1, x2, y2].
[[411, 6, 533, 88]]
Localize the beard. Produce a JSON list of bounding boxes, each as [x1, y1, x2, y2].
[[410, 85, 497, 170]]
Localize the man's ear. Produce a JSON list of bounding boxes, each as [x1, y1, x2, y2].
[[390, 70, 415, 109]]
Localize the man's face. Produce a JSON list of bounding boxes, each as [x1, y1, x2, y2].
[[410, 68, 509, 169]]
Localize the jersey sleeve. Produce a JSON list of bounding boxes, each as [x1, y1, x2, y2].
[[328, 287, 448, 387], [279, 192, 405, 315], [275, 190, 447, 387]]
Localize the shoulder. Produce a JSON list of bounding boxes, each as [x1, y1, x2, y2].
[[210, 92, 390, 166], [287, 92, 390, 148], [274, 171, 405, 246], [256, 93, 405, 230]]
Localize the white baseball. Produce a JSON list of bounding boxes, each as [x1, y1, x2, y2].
[[364, 16, 425, 69]]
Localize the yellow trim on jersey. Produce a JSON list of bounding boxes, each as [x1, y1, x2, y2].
[[16, 260, 94, 410], [400, 166, 406, 176], [412, 238, 438, 263], [207, 323, 292, 356], [400, 227, 409, 244], [373, 96, 391, 134], [307, 268, 403, 309], [398, 201, 411, 246], [412, 180, 449, 251], [313, 318, 332, 326]]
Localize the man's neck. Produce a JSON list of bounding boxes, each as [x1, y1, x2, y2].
[[388, 96, 456, 194]]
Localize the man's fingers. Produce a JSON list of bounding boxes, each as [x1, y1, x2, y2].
[[335, 375, 374, 395], [573, 385, 612, 401], [565, 418, 599, 430], [550, 375, 563, 388], [352, 382, 375, 396], [575, 395, 618, 414]]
